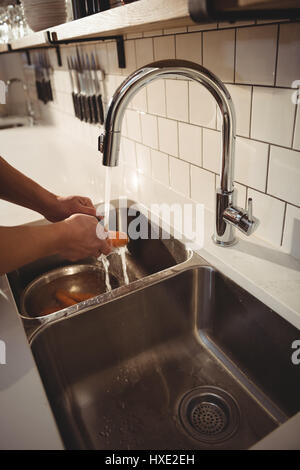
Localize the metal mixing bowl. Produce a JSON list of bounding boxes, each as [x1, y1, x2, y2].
[[20, 264, 119, 318]]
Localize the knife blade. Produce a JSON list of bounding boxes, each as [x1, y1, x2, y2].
[[91, 52, 104, 125]]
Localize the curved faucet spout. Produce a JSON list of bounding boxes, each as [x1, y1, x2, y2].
[[100, 60, 236, 194], [99, 60, 258, 246]]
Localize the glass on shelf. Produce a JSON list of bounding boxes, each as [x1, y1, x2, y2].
[[0, 2, 31, 44]]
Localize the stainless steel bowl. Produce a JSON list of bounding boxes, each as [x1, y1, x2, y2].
[[20, 264, 119, 318]]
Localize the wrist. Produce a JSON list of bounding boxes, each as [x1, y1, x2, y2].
[[39, 192, 60, 221], [50, 219, 70, 256]]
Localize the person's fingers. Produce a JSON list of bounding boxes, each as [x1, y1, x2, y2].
[[99, 241, 112, 256], [79, 197, 94, 208], [78, 204, 97, 217]]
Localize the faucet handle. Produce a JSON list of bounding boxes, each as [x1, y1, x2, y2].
[[98, 133, 105, 153], [247, 197, 253, 222], [223, 196, 259, 237]]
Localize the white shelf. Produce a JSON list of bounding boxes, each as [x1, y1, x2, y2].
[[0, 44, 9, 53], [8, 0, 193, 52]]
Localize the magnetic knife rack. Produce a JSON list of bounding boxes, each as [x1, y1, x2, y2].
[[1, 31, 126, 69]]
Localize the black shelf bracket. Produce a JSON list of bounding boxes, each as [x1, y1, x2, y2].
[[1, 43, 62, 68], [46, 31, 126, 69]]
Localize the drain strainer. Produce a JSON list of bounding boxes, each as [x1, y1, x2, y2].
[[178, 386, 240, 444]]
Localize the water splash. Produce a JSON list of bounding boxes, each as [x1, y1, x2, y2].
[[117, 246, 129, 285], [99, 253, 112, 292]]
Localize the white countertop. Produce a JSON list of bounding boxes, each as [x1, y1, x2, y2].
[[0, 124, 299, 450]]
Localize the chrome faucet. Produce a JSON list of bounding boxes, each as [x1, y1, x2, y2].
[[99, 60, 258, 246], [5, 78, 35, 126]]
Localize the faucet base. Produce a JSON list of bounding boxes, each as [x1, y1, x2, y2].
[[212, 235, 238, 247]]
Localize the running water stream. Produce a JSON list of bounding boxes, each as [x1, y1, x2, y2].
[[98, 167, 129, 291], [104, 166, 112, 230], [117, 246, 129, 285], [99, 254, 112, 292]]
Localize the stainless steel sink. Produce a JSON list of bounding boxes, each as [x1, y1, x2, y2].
[[29, 265, 300, 450], [7, 199, 300, 449]]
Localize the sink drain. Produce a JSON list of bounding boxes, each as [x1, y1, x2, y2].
[[178, 386, 240, 444]]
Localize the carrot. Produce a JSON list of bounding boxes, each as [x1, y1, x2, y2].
[[68, 292, 95, 302], [39, 306, 59, 316], [108, 230, 129, 248], [55, 289, 77, 308]]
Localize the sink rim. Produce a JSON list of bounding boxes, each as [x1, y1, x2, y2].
[[26, 251, 207, 344]]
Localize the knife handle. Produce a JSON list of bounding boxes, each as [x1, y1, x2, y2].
[[90, 95, 98, 123], [36, 81, 41, 100], [96, 94, 104, 125], [72, 92, 78, 118], [47, 80, 53, 102], [84, 95, 92, 123], [78, 94, 85, 121], [87, 95, 95, 123], [81, 95, 88, 122]]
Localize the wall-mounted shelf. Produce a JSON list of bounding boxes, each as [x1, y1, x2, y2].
[[0, 44, 9, 53], [3, 0, 192, 55]]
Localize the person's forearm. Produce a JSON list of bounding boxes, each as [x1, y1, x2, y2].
[[0, 156, 57, 216], [0, 223, 64, 275]]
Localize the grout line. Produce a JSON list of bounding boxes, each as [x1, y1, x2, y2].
[[233, 28, 237, 84], [280, 203, 288, 246], [273, 23, 280, 87], [249, 85, 254, 138], [291, 97, 299, 149], [265, 144, 271, 193], [201, 126, 204, 167]]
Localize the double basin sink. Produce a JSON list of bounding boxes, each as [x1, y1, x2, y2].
[[7, 200, 300, 449]]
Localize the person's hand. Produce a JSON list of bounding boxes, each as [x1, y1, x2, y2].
[[57, 214, 112, 261], [44, 195, 96, 222]]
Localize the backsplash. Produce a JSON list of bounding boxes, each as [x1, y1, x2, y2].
[[1, 19, 300, 258]]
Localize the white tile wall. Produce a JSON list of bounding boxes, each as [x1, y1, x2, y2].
[[147, 80, 166, 117], [235, 137, 269, 191], [136, 142, 151, 174], [175, 32, 202, 64], [294, 106, 300, 151], [202, 128, 221, 174], [154, 35, 175, 60], [191, 166, 215, 211], [16, 19, 300, 252], [282, 204, 300, 260], [140, 113, 158, 148], [135, 37, 154, 68], [178, 122, 202, 166], [251, 87, 295, 147], [235, 25, 278, 85], [276, 22, 300, 87], [166, 80, 189, 122], [268, 146, 300, 206], [248, 188, 285, 246], [157, 117, 178, 157], [226, 84, 252, 137], [189, 83, 216, 128], [169, 156, 190, 197], [203, 29, 235, 82], [151, 149, 169, 185]]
